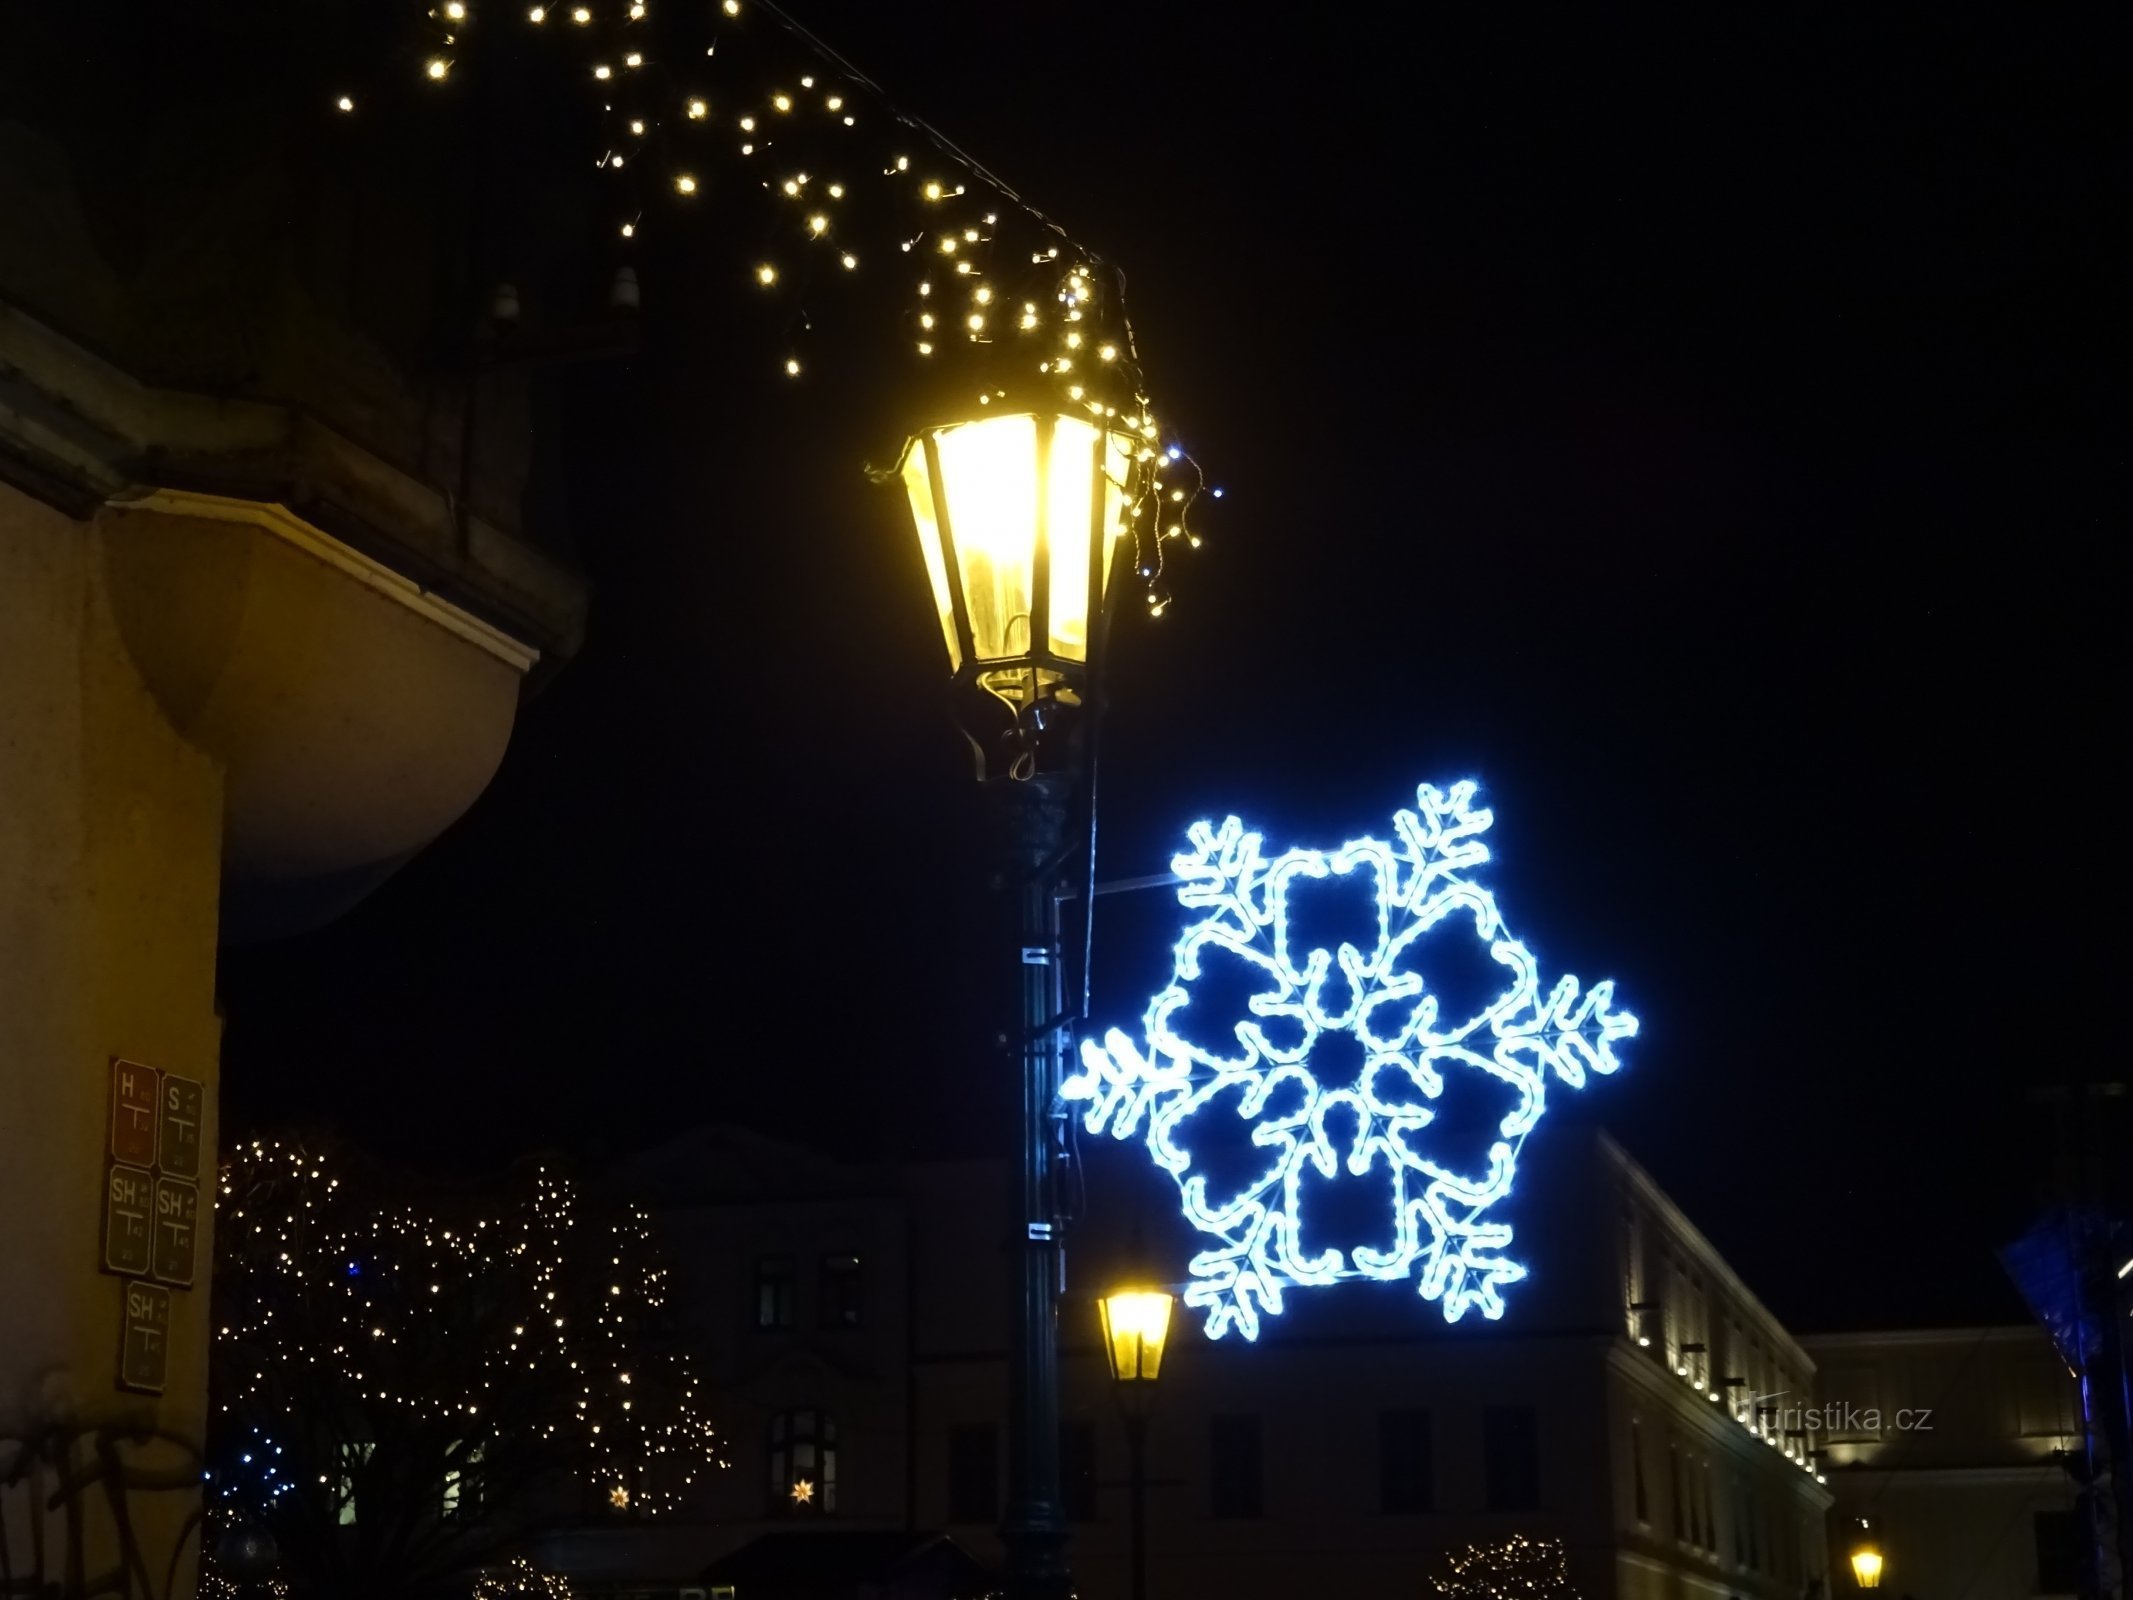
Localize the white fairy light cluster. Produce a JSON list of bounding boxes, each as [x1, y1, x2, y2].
[[339, 0, 1216, 607], [1431, 1535, 1579, 1597], [473, 1558, 577, 1598], [213, 1140, 721, 1526]]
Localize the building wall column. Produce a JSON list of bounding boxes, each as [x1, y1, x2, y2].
[[1, 475, 224, 1598]]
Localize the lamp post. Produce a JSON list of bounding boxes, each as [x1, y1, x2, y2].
[[896, 410, 1140, 1600], [1099, 1287, 1174, 1600]]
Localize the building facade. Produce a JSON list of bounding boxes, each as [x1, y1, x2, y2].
[[1803, 1326, 2086, 1598], [541, 1125, 1833, 1599]]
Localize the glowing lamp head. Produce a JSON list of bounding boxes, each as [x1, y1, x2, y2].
[[1849, 1537, 1884, 1589], [896, 412, 1140, 714], [1099, 1288, 1174, 1384]]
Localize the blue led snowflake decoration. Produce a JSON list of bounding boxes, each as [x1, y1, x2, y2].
[[1065, 782, 1637, 1340]]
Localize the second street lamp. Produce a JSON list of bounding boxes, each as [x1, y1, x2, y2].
[[1099, 1286, 1174, 1600], [896, 408, 1140, 1600], [1848, 1521, 1885, 1590]]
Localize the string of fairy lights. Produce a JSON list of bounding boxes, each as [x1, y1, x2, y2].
[[1430, 1535, 1578, 1597], [213, 1140, 722, 1529], [334, 0, 1215, 612]]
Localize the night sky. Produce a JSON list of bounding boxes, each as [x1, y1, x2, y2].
[[218, 3, 2120, 1333]]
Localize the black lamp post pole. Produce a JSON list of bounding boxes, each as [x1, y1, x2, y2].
[[989, 770, 1073, 1600], [1123, 1404, 1150, 1600]]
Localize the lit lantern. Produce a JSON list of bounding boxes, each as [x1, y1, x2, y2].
[[1098, 1288, 1174, 1387], [1849, 1535, 1884, 1589], [897, 413, 1136, 719]]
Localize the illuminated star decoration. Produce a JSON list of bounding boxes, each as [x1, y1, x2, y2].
[[790, 1477, 816, 1506], [1064, 782, 1637, 1341]]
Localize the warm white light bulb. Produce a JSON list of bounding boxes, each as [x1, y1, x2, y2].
[[826, 95, 843, 110], [336, 95, 355, 112], [593, 63, 612, 79], [895, 155, 910, 171], [722, 0, 739, 11], [807, 213, 828, 235], [973, 286, 992, 303], [839, 252, 857, 269], [772, 93, 792, 112], [938, 236, 957, 253], [922, 179, 943, 200], [426, 57, 451, 79], [527, 4, 545, 17], [785, 358, 801, 376], [571, 4, 590, 18], [674, 174, 697, 194], [967, 313, 985, 330], [756, 263, 777, 285], [916, 341, 933, 355], [686, 97, 707, 118], [624, 51, 641, 66], [629, 119, 644, 134], [738, 115, 755, 131], [826, 182, 844, 198], [444, 1, 466, 18], [1099, 343, 1118, 361]]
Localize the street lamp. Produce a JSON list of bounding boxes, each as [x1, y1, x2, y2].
[[896, 408, 1143, 1600], [1099, 1287, 1174, 1600], [1849, 1523, 1885, 1589]]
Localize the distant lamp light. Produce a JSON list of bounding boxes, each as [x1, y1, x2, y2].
[[1850, 1535, 1884, 1589], [1099, 1288, 1174, 1386]]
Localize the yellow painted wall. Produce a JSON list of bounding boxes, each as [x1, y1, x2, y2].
[[1, 474, 223, 1597]]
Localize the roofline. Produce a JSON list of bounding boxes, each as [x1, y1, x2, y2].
[[1595, 1129, 1818, 1374]]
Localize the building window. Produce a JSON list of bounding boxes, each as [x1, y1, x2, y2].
[[755, 1255, 795, 1329], [441, 1440, 484, 1519], [336, 1441, 374, 1527], [1483, 1405, 1539, 1512], [948, 1424, 998, 1525], [1209, 1414, 1263, 1519], [1060, 1421, 1097, 1523], [769, 1409, 837, 1514], [1697, 1458, 1714, 1551], [1378, 1409, 1434, 1513], [1669, 1441, 1684, 1538], [820, 1253, 863, 1328], [1630, 1418, 1648, 1524], [2036, 1510, 2081, 1593]]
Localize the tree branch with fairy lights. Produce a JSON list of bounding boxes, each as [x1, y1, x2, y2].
[[1428, 1535, 1581, 1599], [210, 1140, 719, 1600], [330, 0, 1215, 617]]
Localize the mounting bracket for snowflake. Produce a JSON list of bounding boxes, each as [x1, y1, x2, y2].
[[1064, 781, 1637, 1340]]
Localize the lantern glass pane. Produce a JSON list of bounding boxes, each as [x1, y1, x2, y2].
[[935, 414, 1039, 663], [1044, 417, 1131, 664], [898, 442, 962, 673]]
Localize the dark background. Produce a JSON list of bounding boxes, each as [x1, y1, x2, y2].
[[219, 2, 2122, 1332]]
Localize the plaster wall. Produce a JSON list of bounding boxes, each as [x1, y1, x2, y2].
[[1, 474, 222, 1598]]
